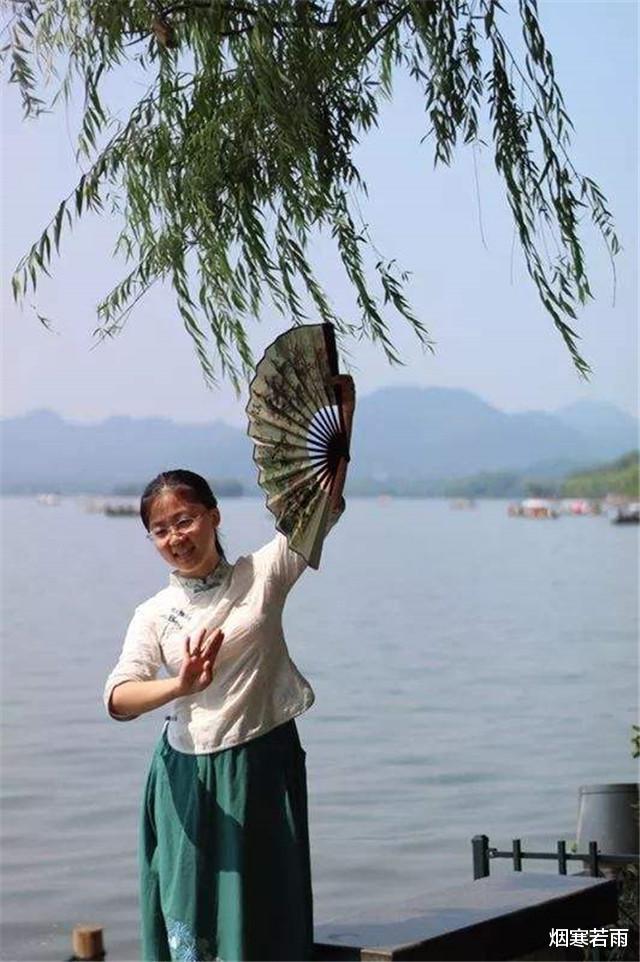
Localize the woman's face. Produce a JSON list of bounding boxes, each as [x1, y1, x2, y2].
[[147, 489, 221, 578]]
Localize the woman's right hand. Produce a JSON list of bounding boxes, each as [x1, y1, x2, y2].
[[175, 627, 224, 697]]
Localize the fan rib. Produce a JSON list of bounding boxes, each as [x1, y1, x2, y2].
[[277, 490, 329, 550], [255, 453, 330, 484], [256, 396, 332, 445], [298, 347, 341, 427], [247, 408, 320, 449], [254, 449, 328, 473], [270, 354, 340, 441], [249, 365, 336, 446], [250, 424, 331, 459], [253, 443, 326, 463], [267, 457, 332, 495], [315, 463, 335, 489], [260, 460, 326, 494], [252, 382, 329, 446], [270, 466, 324, 506], [311, 403, 340, 441], [253, 390, 335, 450], [269, 484, 329, 528], [259, 349, 344, 457], [256, 452, 321, 471], [305, 361, 342, 439]]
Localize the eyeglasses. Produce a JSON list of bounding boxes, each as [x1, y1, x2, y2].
[[146, 511, 207, 543]]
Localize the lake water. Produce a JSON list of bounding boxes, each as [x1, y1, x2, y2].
[[1, 496, 637, 961]]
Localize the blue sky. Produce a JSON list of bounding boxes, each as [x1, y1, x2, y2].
[[2, 0, 637, 426]]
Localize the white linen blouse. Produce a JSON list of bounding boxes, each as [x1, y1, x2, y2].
[[103, 502, 344, 754]]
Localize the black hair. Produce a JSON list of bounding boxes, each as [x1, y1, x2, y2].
[[140, 469, 225, 558]]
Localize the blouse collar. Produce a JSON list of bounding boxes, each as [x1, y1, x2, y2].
[[169, 556, 232, 597]]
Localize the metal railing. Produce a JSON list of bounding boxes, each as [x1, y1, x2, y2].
[[472, 834, 640, 879]]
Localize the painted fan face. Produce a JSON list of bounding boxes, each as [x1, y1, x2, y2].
[[246, 323, 349, 568]]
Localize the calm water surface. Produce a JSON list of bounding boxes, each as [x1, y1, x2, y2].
[[1, 497, 637, 960]]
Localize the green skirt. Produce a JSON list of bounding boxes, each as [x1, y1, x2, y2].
[[139, 719, 313, 962]]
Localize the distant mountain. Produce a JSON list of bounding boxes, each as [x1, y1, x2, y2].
[[554, 400, 638, 459], [0, 410, 256, 494], [1, 390, 637, 494], [350, 388, 636, 481]]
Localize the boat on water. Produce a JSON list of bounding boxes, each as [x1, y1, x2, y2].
[[81, 497, 107, 514], [508, 498, 559, 519], [563, 498, 601, 516], [611, 502, 639, 524], [103, 503, 138, 517], [35, 493, 60, 506], [79, 497, 137, 516]]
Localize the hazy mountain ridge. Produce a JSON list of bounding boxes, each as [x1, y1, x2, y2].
[[1, 390, 637, 494]]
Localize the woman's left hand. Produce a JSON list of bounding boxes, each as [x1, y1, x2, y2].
[[175, 627, 224, 697]]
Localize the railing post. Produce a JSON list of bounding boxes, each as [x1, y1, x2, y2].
[[557, 840, 567, 875], [472, 834, 490, 879], [512, 839, 522, 871]]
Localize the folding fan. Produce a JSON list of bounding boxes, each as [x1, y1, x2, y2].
[[246, 323, 351, 569]]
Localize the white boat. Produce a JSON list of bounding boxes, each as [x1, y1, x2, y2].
[[509, 498, 559, 519], [35, 493, 60, 506], [612, 502, 639, 524]]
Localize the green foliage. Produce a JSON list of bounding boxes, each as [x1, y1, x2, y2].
[[445, 470, 522, 498], [350, 469, 542, 498], [561, 450, 639, 498], [4, 0, 619, 385], [346, 476, 445, 497], [606, 864, 639, 962], [523, 479, 558, 498]]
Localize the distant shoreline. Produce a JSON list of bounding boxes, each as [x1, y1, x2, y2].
[[3, 450, 637, 501]]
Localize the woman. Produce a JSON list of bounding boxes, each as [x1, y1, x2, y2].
[[103, 376, 354, 962]]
